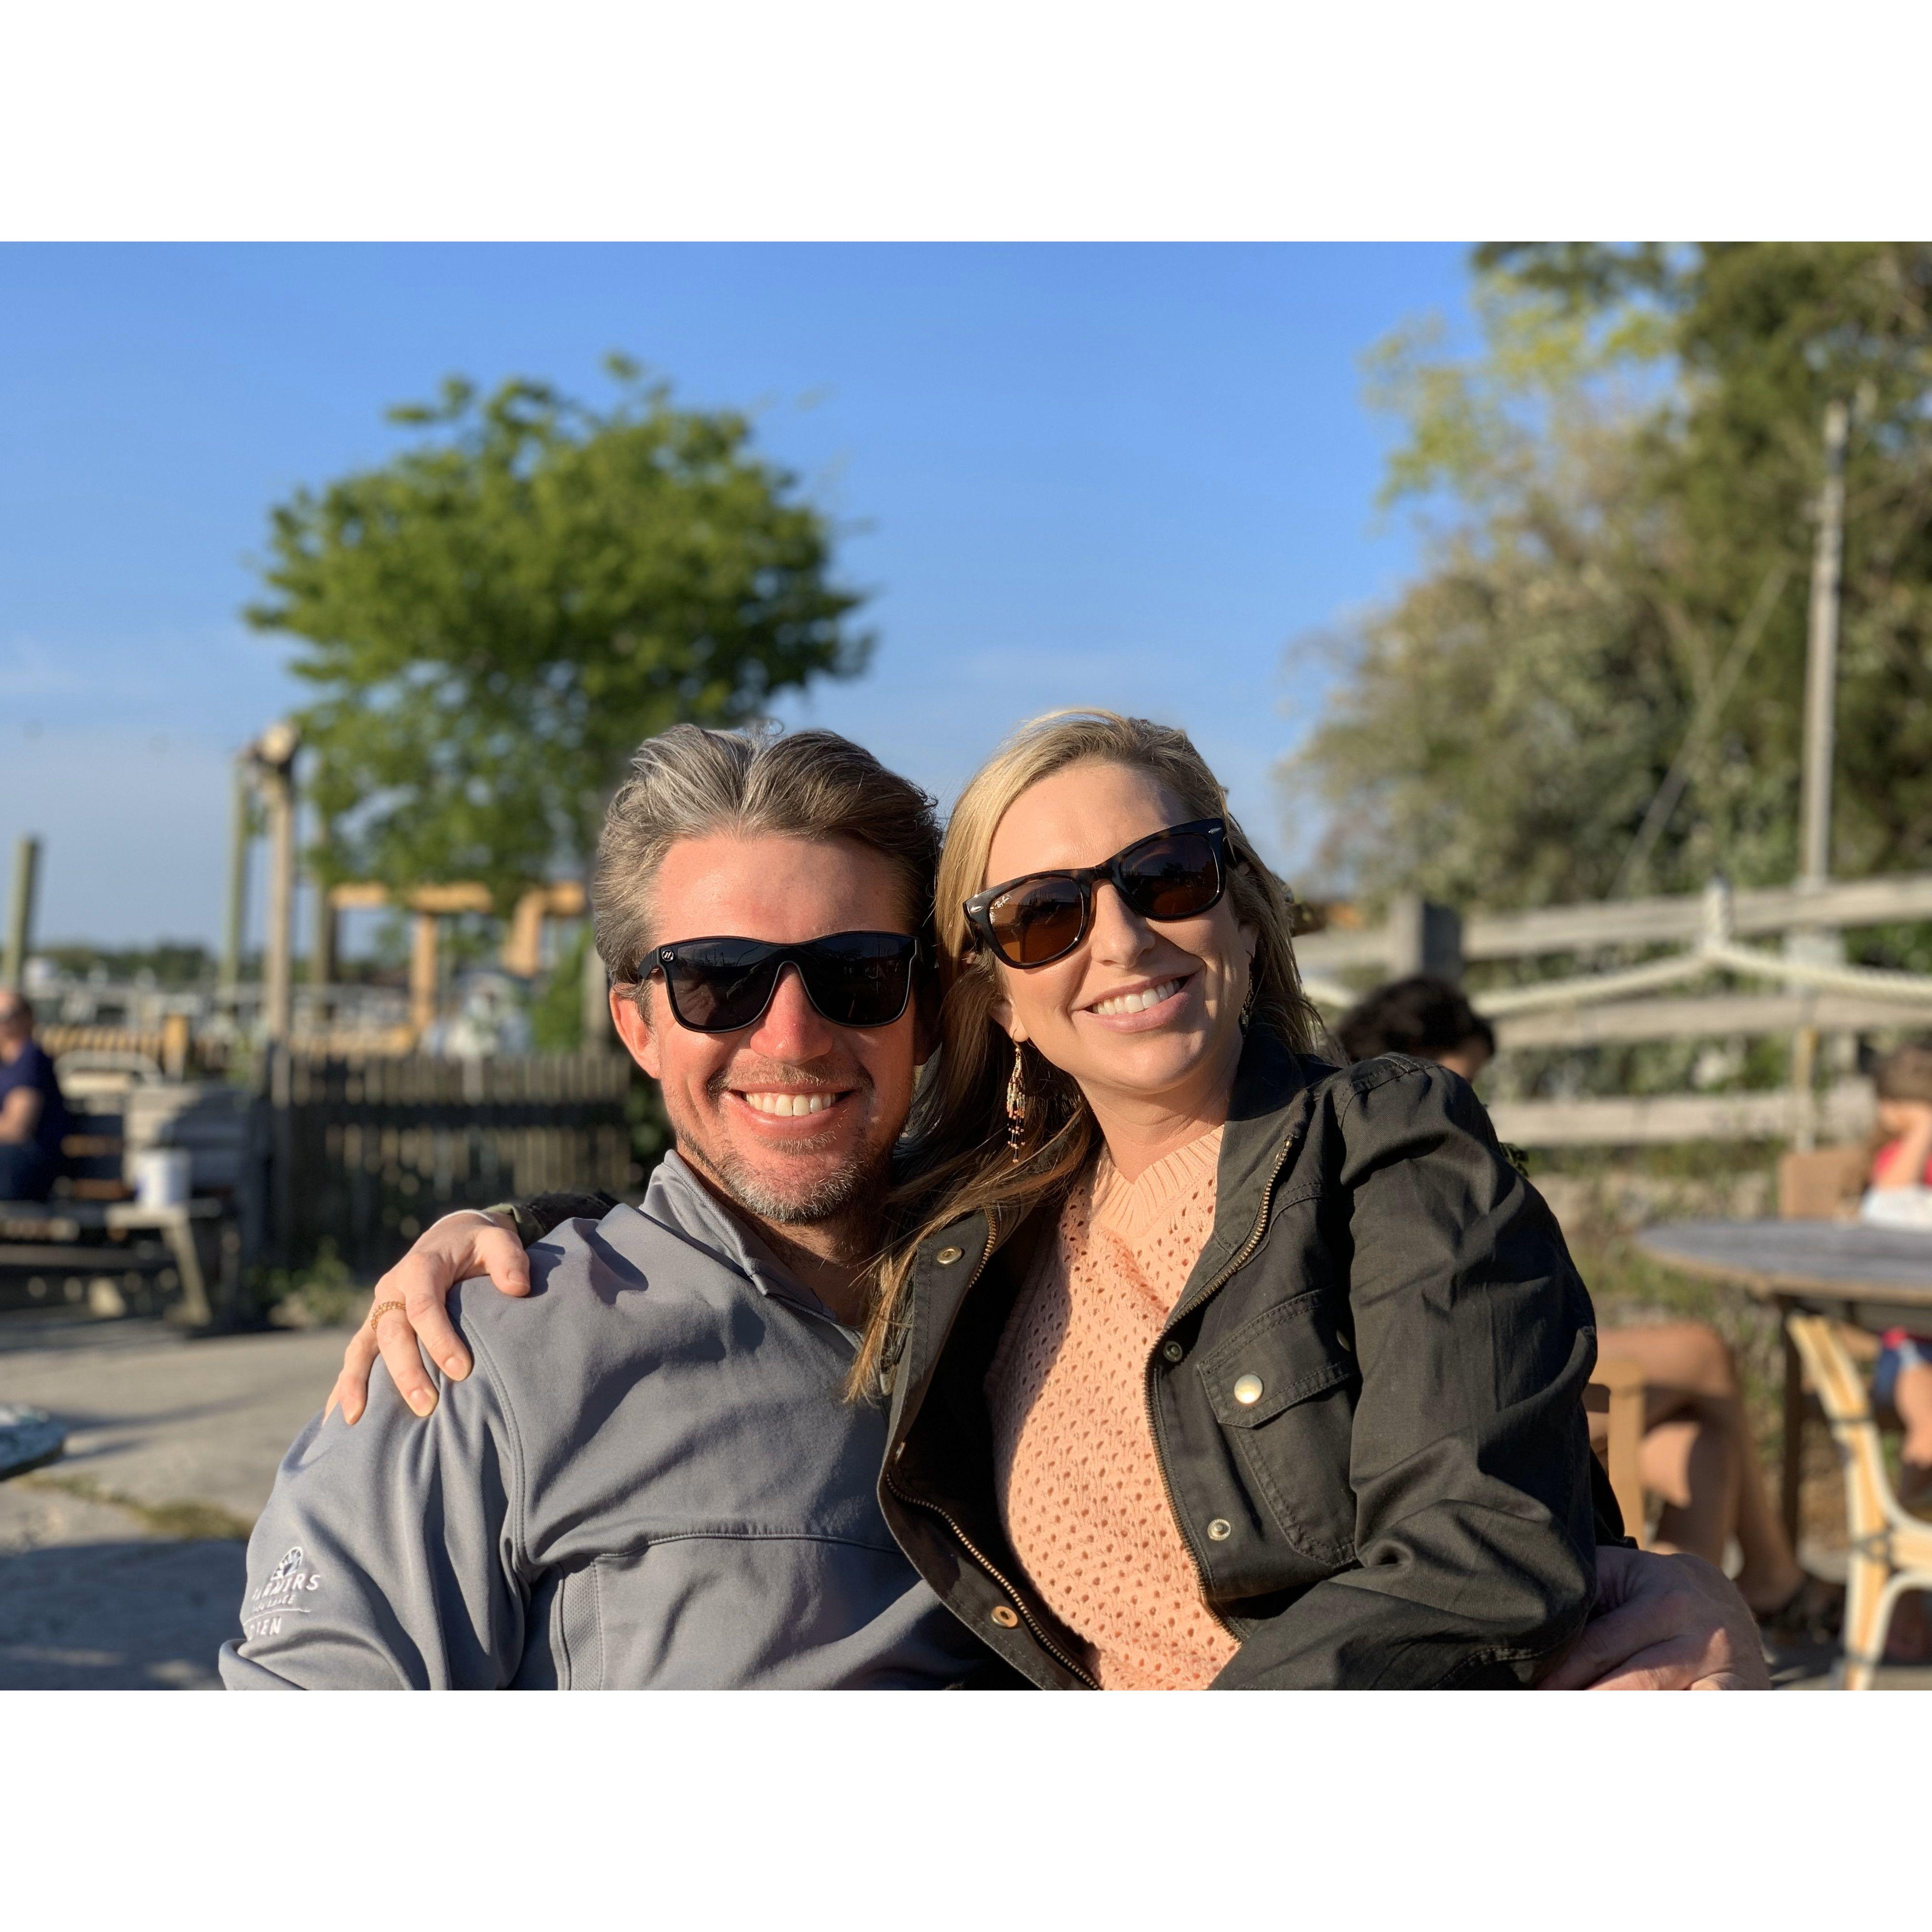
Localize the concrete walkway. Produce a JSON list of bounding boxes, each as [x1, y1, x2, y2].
[[0, 1313, 351, 1689]]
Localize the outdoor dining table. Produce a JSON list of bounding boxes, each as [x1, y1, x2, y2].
[[1634, 1219, 1932, 1545]]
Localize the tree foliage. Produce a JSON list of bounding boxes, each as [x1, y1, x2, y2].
[[248, 359, 870, 904], [1288, 245, 1932, 911]]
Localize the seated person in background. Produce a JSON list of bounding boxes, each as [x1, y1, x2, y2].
[[0, 990, 68, 1204], [1333, 972, 1495, 1082], [1860, 1041, 1932, 1510], [1336, 973, 1833, 1638]]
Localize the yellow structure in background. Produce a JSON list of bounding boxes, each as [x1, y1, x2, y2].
[[323, 879, 587, 1039]]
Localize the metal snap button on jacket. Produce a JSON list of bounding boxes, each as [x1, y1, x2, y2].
[[935, 1246, 963, 1266], [1162, 1340, 1184, 1364], [1232, 1373, 1264, 1406], [1207, 1518, 1232, 1541], [989, 1604, 1020, 1628]]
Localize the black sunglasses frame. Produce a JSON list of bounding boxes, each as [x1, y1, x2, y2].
[[638, 930, 922, 1035], [963, 818, 1230, 971]]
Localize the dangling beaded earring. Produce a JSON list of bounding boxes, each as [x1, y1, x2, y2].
[[1005, 1041, 1030, 1162], [1239, 971, 1259, 1033]]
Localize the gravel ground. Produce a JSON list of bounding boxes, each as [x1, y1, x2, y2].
[[0, 1313, 351, 1690]]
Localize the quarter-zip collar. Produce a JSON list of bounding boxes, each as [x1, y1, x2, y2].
[[613, 1149, 856, 1337]]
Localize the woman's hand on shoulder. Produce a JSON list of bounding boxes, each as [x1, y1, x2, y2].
[[326, 1210, 532, 1426]]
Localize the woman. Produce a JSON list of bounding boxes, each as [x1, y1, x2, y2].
[[856, 710, 1600, 1687], [330, 711, 1608, 1688]]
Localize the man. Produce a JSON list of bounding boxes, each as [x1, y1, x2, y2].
[[223, 726, 989, 1688], [0, 990, 69, 1204], [230, 724, 1765, 1690]]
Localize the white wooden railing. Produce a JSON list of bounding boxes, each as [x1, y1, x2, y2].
[[1294, 873, 1932, 1148]]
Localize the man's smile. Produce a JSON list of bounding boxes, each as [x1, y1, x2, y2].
[[730, 1085, 856, 1121]]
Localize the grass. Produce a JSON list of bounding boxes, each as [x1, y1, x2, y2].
[[252, 1238, 368, 1329], [25, 1472, 254, 1542]]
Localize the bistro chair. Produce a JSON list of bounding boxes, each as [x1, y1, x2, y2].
[[1785, 1311, 1932, 1690]]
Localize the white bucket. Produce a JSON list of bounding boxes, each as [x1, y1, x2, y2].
[[133, 1148, 193, 1209]]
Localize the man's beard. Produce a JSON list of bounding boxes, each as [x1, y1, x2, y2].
[[679, 1063, 891, 1244], [705, 1138, 886, 1232]]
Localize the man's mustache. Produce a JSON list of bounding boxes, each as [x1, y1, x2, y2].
[[704, 1059, 869, 1101]]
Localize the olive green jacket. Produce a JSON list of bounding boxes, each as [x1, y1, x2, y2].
[[875, 1034, 1607, 1689]]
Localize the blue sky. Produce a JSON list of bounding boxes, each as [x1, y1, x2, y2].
[[0, 243, 1473, 949]]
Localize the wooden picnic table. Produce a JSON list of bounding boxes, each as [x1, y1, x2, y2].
[[1634, 1219, 1932, 1543]]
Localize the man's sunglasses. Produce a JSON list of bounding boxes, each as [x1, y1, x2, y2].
[[963, 818, 1229, 970], [638, 931, 920, 1034]]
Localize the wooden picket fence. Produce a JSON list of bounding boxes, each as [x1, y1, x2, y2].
[[264, 1051, 639, 1273]]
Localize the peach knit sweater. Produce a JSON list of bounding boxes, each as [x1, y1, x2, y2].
[[985, 1126, 1237, 1690]]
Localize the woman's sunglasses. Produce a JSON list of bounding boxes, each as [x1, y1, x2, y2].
[[963, 818, 1229, 970], [639, 931, 920, 1034]]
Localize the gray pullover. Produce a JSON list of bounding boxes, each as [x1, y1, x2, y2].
[[219, 1153, 989, 1689]]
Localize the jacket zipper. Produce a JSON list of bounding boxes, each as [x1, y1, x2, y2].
[[884, 1215, 1101, 1690], [1141, 1121, 1307, 1638], [883, 1471, 1100, 1688]]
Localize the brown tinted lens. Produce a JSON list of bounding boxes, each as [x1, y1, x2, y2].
[[1122, 835, 1220, 920], [989, 876, 1086, 965]]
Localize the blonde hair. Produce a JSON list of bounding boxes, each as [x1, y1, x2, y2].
[[849, 709, 1323, 1397]]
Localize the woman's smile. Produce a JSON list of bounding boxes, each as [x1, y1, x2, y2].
[[1079, 971, 1196, 1031]]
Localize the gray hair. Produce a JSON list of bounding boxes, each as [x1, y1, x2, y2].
[[592, 723, 941, 987]]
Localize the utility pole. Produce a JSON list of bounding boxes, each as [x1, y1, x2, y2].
[[1790, 399, 1851, 1150], [1798, 399, 1850, 889], [3, 835, 41, 991]]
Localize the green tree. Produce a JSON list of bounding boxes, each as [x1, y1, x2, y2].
[[248, 358, 871, 906], [1288, 245, 1932, 911]]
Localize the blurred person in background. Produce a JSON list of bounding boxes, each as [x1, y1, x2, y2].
[[1336, 973, 1836, 1642], [1859, 1042, 1932, 1512], [0, 991, 68, 1204], [1334, 973, 1495, 1081]]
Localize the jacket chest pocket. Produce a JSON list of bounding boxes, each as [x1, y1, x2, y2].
[[1196, 1289, 1359, 1567]]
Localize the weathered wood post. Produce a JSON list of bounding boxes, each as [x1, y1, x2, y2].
[[255, 722, 300, 1051], [250, 721, 300, 1265], [221, 756, 253, 1013], [1384, 893, 1463, 983], [3, 834, 40, 991], [310, 825, 337, 1033], [409, 912, 440, 1040], [160, 1011, 191, 1081], [583, 914, 615, 1049]]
